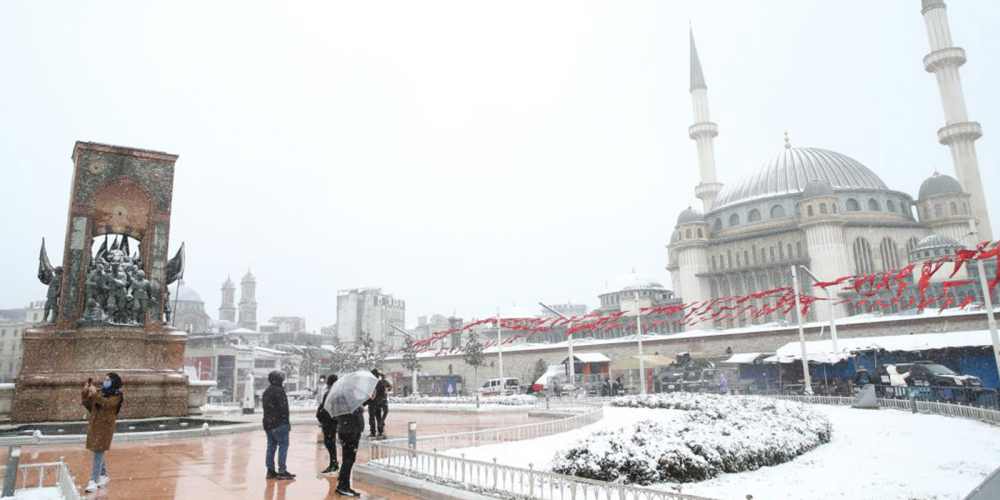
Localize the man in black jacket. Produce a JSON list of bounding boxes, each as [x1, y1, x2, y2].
[[334, 404, 365, 496], [317, 374, 339, 475], [368, 369, 391, 439], [262, 371, 295, 480]]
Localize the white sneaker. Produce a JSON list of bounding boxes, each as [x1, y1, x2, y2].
[[85, 481, 99, 492], [98, 475, 111, 487]]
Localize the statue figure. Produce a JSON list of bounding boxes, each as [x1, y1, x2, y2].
[[131, 270, 153, 324], [163, 288, 172, 324], [80, 298, 107, 323], [37, 239, 62, 323], [85, 263, 106, 309], [106, 268, 129, 323]]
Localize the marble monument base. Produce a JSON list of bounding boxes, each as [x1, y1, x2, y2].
[[11, 325, 189, 423]]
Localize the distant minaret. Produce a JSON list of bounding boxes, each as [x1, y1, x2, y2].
[[689, 28, 722, 212], [238, 269, 258, 331], [920, 0, 991, 238], [219, 275, 236, 323]]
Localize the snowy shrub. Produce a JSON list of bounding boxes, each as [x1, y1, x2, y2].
[[388, 395, 537, 406], [551, 393, 831, 484]]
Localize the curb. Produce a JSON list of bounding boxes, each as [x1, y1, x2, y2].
[[354, 465, 498, 500]]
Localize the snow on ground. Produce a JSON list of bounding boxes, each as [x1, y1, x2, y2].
[[11, 488, 62, 500], [441, 407, 682, 466], [443, 405, 1000, 500]]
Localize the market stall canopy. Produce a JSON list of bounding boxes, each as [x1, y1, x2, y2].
[[721, 352, 770, 364], [617, 354, 675, 370], [562, 353, 611, 364], [770, 330, 995, 364]]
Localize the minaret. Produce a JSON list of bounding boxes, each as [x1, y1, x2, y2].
[[219, 275, 236, 323], [238, 268, 258, 331], [920, 0, 991, 238], [689, 28, 722, 212]]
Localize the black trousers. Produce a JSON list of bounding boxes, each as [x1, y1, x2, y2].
[[321, 420, 338, 466], [338, 432, 361, 490], [368, 403, 388, 435]]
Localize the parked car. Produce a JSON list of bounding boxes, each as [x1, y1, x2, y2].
[[874, 362, 982, 388], [479, 377, 520, 396]]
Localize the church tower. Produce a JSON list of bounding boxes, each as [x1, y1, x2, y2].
[[219, 276, 236, 323], [920, 0, 992, 238], [689, 29, 722, 212], [238, 269, 258, 331]]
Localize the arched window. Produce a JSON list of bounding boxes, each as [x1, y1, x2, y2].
[[880, 238, 900, 271], [714, 219, 722, 231], [950, 201, 958, 215], [711, 256, 717, 270], [744, 250, 750, 267], [787, 243, 793, 260], [935, 204, 943, 217], [729, 213, 740, 227], [886, 200, 896, 213], [770, 205, 786, 219], [761, 248, 767, 263], [832, 203, 838, 214], [769, 246, 775, 262], [797, 242, 803, 259], [846, 198, 860, 212], [685, 229, 692, 239], [906, 237, 920, 262], [748, 209, 761, 223], [807, 205, 814, 216], [853, 238, 875, 275], [752, 246, 758, 265], [697, 228, 703, 238], [820, 203, 827, 214], [868, 199, 881, 211]]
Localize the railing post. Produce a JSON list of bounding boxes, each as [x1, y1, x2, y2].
[[529, 463, 535, 495], [3, 447, 21, 497], [433, 448, 438, 477], [493, 458, 498, 488], [461, 453, 466, 483]]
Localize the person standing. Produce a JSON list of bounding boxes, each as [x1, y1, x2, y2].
[[316, 374, 339, 476], [334, 404, 365, 496], [262, 371, 295, 480], [82, 372, 123, 493], [314, 374, 328, 444], [368, 370, 391, 439]]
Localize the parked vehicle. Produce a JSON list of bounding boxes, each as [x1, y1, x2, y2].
[[874, 362, 982, 388], [660, 354, 717, 393], [479, 377, 520, 396]]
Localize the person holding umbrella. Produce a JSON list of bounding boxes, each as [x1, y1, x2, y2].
[[324, 370, 378, 497], [82, 372, 123, 493]]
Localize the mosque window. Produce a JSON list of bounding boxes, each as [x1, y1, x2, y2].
[[685, 229, 692, 239], [950, 202, 958, 215], [820, 203, 827, 214], [729, 214, 740, 227], [770, 247, 775, 262], [880, 238, 900, 271], [868, 199, 881, 211], [761, 248, 767, 263], [711, 256, 716, 270], [714, 219, 722, 231], [886, 200, 896, 212], [697, 228, 703, 238], [770, 205, 786, 219], [906, 237, 920, 262], [797, 242, 803, 259], [935, 204, 943, 217], [748, 209, 761, 223], [832, 203, 838, 214], [807, 205, 814, 216], [853, 238, 875, 275], [846, 198, 860, 212], [744, 250, 750, 267]]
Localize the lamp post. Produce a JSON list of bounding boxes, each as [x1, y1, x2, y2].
[[633, 291, 647, 395], [496, 308, 504, 382], [390, 324, 419, 397], [539, 302, 575, 387], [965, 220, 1000, 384], [790, 265, 813, 395], [797, 266, 839, 353]]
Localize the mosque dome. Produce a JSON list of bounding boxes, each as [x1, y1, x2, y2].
[[712, 147, 889, 210], [603, 272, 666, 295], [801, 179, 835, 198], [676, 206, 705, 224], [912, 234, 963, 253], [175, 282, 204, 303], [918, 172, 964, 199]]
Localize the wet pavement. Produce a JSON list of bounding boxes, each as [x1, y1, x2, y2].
[[3, 409, 544, 500]]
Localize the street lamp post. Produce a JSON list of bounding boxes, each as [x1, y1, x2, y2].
[[634, 291, 647, 395], [966, 220, 1000, 384], [790, 265, 814, 395], [390, 324, 419, 397], [496, 309, 504, 382], [539, 302, 575, 387], [798, 266, 840, 353]]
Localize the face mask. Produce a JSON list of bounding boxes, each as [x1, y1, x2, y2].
[[103, 380, 112, 389]]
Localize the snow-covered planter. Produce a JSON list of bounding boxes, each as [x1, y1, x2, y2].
[[388, 395, 537, 406], [551, 393, 831, 484]]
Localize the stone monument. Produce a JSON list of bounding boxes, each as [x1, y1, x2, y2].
[[13, 142, 189, 422]]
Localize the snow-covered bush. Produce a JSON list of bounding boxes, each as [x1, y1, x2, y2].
[[551, 393, 831, 484], [388, 395, 537, 406]]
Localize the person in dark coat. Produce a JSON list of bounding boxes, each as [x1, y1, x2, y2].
[[334, 404, 365, 496], [368, 369, 391, 438], [262, 370, 295, 480], [82, 372, 123, 493], [316, 374, 339, 475]]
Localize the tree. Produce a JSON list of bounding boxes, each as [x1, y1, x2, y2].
[[463, 330, 485, 393], [358, 331, 388, 371], [531, 358, 548, 385], [299, 347, 319, 385], [330, 341, 361, 374], [402, 336, 422, 395]]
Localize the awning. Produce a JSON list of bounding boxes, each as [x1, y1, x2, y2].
[[563, 353, 611, 364], [771, 330, 995, 364], [721, 352, 769, 364], [616, 354, 675, 370]]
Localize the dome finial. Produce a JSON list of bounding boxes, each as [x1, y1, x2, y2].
[[784, 131, 791, 149]]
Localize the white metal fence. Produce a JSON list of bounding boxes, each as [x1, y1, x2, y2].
[[0, 461, 80, 500], [766, 393, 1000, 426]]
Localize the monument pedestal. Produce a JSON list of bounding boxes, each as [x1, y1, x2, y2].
[[12, 325, 189, 422]]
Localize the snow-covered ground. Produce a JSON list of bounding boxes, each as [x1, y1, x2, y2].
[[10, 488, 62, 500], [442, 405, 1000, 500]]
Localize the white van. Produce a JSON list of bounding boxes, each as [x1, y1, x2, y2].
[[479, 377, 520, 396]]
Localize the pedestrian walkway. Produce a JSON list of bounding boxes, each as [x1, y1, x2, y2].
[[2, 409, 543, 499]]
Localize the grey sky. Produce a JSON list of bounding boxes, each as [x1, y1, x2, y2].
[[1, 1, 998, 330]]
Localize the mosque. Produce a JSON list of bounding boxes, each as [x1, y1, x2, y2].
[[667, 0, 995, 328]]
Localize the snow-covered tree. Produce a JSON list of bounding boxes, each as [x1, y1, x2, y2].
[[330, 342, 361, 374], [357, 331, 387, 371], [531, 358, 548, 385], [463, 331, 485, 391], [402, 336, 421, 373]]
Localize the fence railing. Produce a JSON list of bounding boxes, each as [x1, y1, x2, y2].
[[0, 461, 80, 500], [766, 392, 1000, 426]]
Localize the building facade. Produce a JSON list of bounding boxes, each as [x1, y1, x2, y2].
[[0, 301, 43, 382], [336, 288, 406, 349], [171, 282, 213, 334], [238, 269, 258, 331], [219, 276, 236, 323]]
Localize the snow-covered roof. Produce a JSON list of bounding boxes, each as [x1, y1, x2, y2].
[[771, 330, 995, 364], [617, 354, 675, 370], [229, 328, 259, 334], [564, 353, 611, 364], [722, 352, 769, 364]]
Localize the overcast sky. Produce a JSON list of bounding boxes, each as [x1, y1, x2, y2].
[[1, 1, 998, 330]]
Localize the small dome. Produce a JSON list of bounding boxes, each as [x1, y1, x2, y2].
[[918, 173, 963, 199], [175, 282, 204, 303], [603, 272, 666, 295], [676, 206, 705, 225], [913, 234, 964, 253], [801, 180, 834, 198]]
